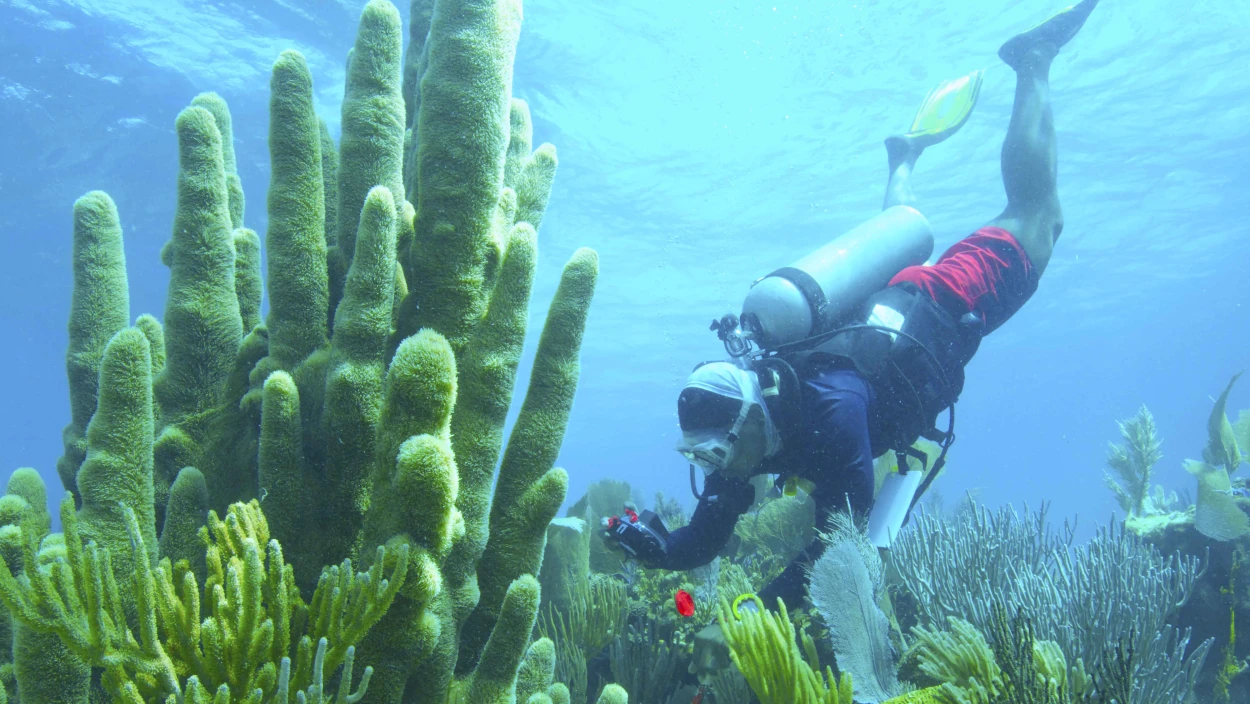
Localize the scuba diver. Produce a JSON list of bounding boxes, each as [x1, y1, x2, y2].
[[601, 0, 1101, 680]]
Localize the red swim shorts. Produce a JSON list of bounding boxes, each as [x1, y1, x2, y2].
[[888, 226, 1038, 335]]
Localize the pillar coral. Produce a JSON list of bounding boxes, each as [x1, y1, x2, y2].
[[2, 0, 604, 701]]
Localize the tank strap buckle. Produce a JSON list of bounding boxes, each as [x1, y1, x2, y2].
[[769, 266, 830, 333]]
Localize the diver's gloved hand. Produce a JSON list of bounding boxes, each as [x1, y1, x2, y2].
[[688, 622, 733, 684], [600, 503, 667, 564]]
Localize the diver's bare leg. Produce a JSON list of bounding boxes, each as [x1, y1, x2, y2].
[[882, 71, 983, 211], [988, 0, 1100, 275], [883, 137, 920, 211]]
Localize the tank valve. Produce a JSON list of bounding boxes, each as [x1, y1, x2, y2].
[[710, 313, 752, 358]]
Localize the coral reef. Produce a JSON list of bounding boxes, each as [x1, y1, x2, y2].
[[1186, 459, 1249, 540], [607, 621, 683, 704], [889, 501, 1211, 703], [536, 573, 629, 703], [1103, 405, 1175, 517], [538, 517, 590, 613], [717, 595, 854, 704], [0, 498, 400, 701], [1109, 376, 1250, 701], [732, 492, 814, 586], [4, 0, 610, 701], [906, 616, 1003, 703], [1181, 374, 1250, 542], [570, 479, 632, 575]]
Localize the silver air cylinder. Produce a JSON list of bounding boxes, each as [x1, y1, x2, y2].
[[741, 205, 934, 349]]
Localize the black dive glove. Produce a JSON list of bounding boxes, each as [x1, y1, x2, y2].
[[600, 504, 670, 565]]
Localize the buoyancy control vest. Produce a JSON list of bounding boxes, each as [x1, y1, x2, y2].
[[746, 284, 982, 523], [780, 282, 983, 455], [710, 207, 985, 518]]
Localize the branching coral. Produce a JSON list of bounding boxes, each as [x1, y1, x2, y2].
[[905, 607, 1096, 704], [908, 617, 1003, 704], [890, 502, 1211, 704], [984, 604, 1070, 704], [717, 597, 853, 704], [0, 498, 404, 702], [537, 573, 628, 658], [1104, 406, 1171, 517]]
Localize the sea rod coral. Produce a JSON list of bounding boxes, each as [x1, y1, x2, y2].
[[2, 0, 608, 702]]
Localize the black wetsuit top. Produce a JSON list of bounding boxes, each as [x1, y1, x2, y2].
[[650, 364, 878, 609]]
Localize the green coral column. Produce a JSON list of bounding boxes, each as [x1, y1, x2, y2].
[[595, 684, 629, 704], [152, 104, 245, 507], [462, 575, 543, 703], [402, 0, 523, 351], [354, 327, 460, 703], [158, 466, 210, 580], [233, 228, 263, 332], [75, 327, 157, 621], [56, 191, 129, 497], [330, 0, 406, 315], [258, 49, 329, 377], [401, 0, 436, 203], [258, 370, 315, 586], [191, 92, 246, 228], [319, 185, 399, 570], [515, 637, 556, 703], [502, 98, 558, 232], [440, 222, 536, 618], [458, 246, 598, 669]]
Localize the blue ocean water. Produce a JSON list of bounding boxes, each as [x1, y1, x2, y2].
[[0, 0, 1246, 534]]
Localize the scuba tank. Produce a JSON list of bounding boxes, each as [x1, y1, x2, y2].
[[727, 206, 934, 353], [705, 205, 961, 546]]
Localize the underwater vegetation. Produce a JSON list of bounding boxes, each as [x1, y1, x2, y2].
[[531, 393, 1250, 704], [0, 0, 618, 702], [1097, 372, 1250, 702], [532, 479, 813, 703], [889, 502, 1209, 704], [533, 428, 1229, 704]]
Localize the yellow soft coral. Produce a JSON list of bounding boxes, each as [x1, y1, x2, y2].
[[717, 596, 853, 704], [0, 498, 405, 702]]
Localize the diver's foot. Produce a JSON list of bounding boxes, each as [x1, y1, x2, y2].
[[999, 0, 1100, 70], [884, 135, 921, 172]]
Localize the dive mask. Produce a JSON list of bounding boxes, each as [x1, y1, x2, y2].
[[677, 430, 735, 475], [676, 398, 752, 476], [676, 361, 781, 476]]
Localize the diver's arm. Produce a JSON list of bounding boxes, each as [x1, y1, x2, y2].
[[648, 473, 755, 571]]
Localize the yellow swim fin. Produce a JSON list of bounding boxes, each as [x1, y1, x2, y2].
[[903, 69, 984, 149]]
